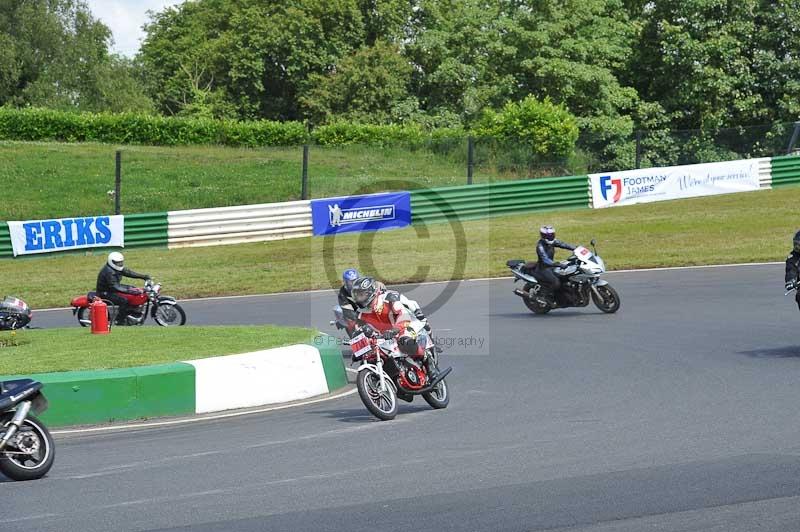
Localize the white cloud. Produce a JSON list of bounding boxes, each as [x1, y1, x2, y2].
[[85, 0, 185, 57]]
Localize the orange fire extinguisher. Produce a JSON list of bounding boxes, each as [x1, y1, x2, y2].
[[90, 298, 109, 335]]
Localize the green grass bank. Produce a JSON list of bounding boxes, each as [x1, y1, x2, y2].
[[0, 325, 316, 374], [0, 140, 526, 219]]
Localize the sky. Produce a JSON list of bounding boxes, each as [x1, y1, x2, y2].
[[85, 0, 185, 57]]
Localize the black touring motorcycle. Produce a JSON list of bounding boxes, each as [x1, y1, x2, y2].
[[507, 240, 621, 315], [0, 378, 55, 481]]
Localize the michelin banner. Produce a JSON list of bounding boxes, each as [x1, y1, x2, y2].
[[590, 158, 763, 209], [311, 192, 411, 236], [8, 215, 124, 257]]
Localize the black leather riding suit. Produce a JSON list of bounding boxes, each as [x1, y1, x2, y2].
[[535, 238, 576, 294], [96, 264, 149, 319], [338, 286, 359, 321], [786, 251, 800, 309]]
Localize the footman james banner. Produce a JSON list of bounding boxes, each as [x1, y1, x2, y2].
[[7, 215, 124, 256], [590, 158, 762, 209], [311, 192, 411, 236]]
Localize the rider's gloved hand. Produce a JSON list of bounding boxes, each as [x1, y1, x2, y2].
[[413, 308, 426, 320], [382, 328, 399, 340], [786, 281, 795, 291], [559, 261, 570, 268]]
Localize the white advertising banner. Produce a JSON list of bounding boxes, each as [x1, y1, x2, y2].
[[589, 158, 762, 209], [7, 215, 124, 257]]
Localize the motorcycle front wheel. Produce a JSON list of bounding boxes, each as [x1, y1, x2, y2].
[[356, 369, 398, 421], [153, 302, 187, 326], [422, 352, 449, 409], [0, 414, 55, 481], [592, 284, 621, 313]]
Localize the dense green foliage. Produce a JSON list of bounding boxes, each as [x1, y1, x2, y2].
[[0, 107, 308, 146], [1, 0, 799, 170], [0, 0, 152, 113]]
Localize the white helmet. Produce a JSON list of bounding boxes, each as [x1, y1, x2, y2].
[[107, 251, 125, 271]]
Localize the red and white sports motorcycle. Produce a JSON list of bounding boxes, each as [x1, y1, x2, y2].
[[347, 318, 451, 421]]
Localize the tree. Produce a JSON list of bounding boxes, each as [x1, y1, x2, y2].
[[139, 0, 366, 120], [0, 0, 152, 112], [300, 41, 413, 125], [631, 0, 765, 131], [475, 95, 579, 160]]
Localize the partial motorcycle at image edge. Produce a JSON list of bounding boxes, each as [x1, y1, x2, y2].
[[0, 296, 32, 330], [70, 279, 186, 327], [0, 378, 55, 481], [508, 240, 621, 314], [332, 307, 452, 421]]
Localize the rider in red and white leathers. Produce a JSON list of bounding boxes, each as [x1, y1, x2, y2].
[[351, 277, 427, 359]]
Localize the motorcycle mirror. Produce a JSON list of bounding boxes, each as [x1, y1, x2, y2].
[[590, 238, 598, 253]]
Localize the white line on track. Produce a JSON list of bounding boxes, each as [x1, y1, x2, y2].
[[52, 387, 357, 435], [34, 261, 782, 313]]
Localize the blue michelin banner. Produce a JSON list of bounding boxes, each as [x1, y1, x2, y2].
[[311, 192, 411, 236]]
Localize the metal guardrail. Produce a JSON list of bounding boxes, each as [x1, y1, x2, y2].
[[0, 224, 11, 259], [758, 158, 773, 188], [167, 200, 312, 248], [410, 175, 590, 224], [125, 212, 169, 248], [770, 155, 800, 187]]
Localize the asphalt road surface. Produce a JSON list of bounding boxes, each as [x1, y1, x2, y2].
[[8, 264, 800, 532]]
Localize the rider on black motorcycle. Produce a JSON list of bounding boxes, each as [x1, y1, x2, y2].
[[785, 230, 800, 310], [96, 252, 150, 323], [532, 225, 576, 303]]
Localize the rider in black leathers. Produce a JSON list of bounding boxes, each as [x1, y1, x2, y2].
[[533, 225, 576, 300], [785, 231, 800, 310], [96, 252, 150, 323]]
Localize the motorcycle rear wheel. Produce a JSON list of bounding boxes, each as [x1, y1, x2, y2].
[[522, 284, 551, 314], [356, 369, 398, 421], [0, 414, 55, 481], [592, 285, 621, 313], [153, 302, 187, 326]]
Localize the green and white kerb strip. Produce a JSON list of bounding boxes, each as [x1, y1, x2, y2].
[[0, 339, 347, 428]]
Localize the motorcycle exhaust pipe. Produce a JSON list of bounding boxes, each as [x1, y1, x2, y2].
[[0, 400, 31, 451], [400, 366, 453, 395], [427, 366, 452, 389], [513, 289, 528, 298]]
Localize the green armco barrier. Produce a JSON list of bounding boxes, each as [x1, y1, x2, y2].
[[125, 212, 168, 248], [0, 224, 10, 259], [315, 339, 348, 392], [0, 363, 196, 427], [770, 155, 800, 187], [410, 174, 590, 224]]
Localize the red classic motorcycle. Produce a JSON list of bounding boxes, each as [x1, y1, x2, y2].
[[70, 279, 186, 327], [348, 319, 451, 421]]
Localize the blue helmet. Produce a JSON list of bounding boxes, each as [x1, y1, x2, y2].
[[342, 268, 359, 292]]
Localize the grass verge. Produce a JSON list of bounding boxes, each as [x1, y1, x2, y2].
[[0, 141, 497, 219], [0, 186, 795, 310], [0, 325, 316, 374]]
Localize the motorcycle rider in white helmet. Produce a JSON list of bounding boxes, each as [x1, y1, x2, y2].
[[96, 252, 150, 324]]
